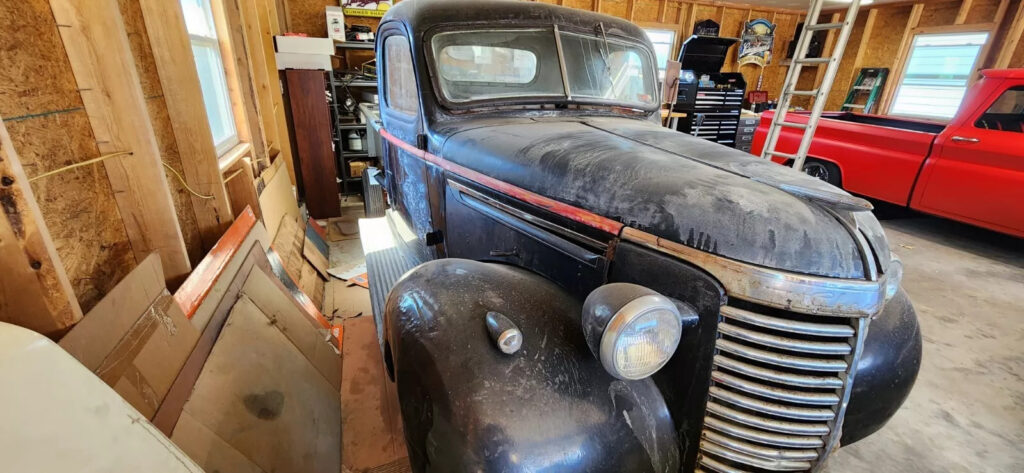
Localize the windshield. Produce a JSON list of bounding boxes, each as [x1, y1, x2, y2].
[[431, 28, 658, 109]]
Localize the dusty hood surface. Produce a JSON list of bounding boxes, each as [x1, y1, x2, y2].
[[439, 116, 869, 279]]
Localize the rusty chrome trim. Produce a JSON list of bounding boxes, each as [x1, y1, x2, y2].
[[813, 316, 870, 472], [621, 227, 887, 317]]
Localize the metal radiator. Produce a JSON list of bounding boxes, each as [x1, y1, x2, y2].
[[697, 303, 866, 472]]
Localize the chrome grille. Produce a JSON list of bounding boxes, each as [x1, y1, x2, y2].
[[697, 304, 864, 472]]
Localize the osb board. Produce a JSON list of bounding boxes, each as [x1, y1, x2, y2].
[[825, 12, 870, 111], [965, 0, 1003, 24], [5, 113, 135, 312], [564, 0, 596, 11], [174, 295, 341, 473], [599, 0, 630, 19], [0, 0, 136, 312], [918, 0, 963, 27], [0, 0, 83, 118], [120, 0, 204, 265], [285, 0, 334, 36], [862, 5, 914, 69], [170, 413, 266, 473], [634, 0, 663, 22], [760, 12, 801, 97], [341, 316, 407, 472], [720, 8, 749, 72], [693, 4, 722, 25], [146, 97, 204, 265]]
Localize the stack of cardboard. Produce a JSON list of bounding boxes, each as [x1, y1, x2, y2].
[[58, 207, 342, 473], [271, 215, 330, 312]]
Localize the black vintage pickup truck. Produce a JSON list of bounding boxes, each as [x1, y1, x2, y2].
[[357, 1, 921, 472]]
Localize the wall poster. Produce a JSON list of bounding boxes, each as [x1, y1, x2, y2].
[[738, 19, 776, 67]]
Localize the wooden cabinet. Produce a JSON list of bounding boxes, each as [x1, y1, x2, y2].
[[284, 69, 341, 219]]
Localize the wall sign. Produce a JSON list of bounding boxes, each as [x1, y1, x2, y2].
[[738, 19, 776, 67], [342, 0, 392, 18], [693, 19, 720, 37]]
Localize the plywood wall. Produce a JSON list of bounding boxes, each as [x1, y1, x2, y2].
[[285, 0, 1023, 114], [0, 0, 137, 311], [119, 0, 205, 265]]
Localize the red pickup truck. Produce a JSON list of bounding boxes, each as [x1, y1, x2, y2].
[[752, 68, 1024, 237]]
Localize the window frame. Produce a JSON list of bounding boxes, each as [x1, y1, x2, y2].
[[422, 24, 661, 113], [641, 27, 677, 80], [886, 25, 994, 121], [383, 35, 422, 117], [181, 0, 242, 157]]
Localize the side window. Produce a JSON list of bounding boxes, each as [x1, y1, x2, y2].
[[974, 86, 1024, 133], [385, 36, 420, 116]]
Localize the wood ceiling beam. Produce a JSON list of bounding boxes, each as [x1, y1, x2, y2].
[[994, 0, 1024, 68], [138, 0, 234, 251], [0, 116, 83, 337], [49, 0, 192, 283]]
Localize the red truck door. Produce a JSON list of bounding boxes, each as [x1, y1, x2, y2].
[[911, 80, 1024, 237]]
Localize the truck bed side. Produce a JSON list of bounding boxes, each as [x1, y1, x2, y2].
[[751, 112, 939, 206]]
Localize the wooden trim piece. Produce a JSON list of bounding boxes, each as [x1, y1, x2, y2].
[[49, 0, 191, 283], [218, 0, 270, 166], [880, 3, 925, 114], [955, 0, 974, 24], [380, 128, 623, 235], [138, 0, 234, 251], [0, 116, 83, 336], [255, 0, 296, 184], [218, 142, 254, 173], [995, 0, 1024, 68], [659, 0, 669, 23], [173, 207, 257, 320], [237, 0, 281, 170]]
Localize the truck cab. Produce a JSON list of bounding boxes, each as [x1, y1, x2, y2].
[[362, 1, 922, 472]]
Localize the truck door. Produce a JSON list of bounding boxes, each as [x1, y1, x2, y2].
[[912, 84, 1024, 236], [379, 32, 435, 261]]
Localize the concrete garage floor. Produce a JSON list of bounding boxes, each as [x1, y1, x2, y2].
[[828, 216, 1024, 473]]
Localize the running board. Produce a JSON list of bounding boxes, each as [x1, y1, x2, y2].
[[358, 213, 420, 348]]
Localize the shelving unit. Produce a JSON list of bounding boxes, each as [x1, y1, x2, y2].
[[326, 67, 378, 195]]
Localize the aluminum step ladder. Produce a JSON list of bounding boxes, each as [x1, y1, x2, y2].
[[759, 0, 862, 171]]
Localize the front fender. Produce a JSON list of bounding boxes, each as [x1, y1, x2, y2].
[[841, 289, 922, 445], [385, 258, 679, 473]]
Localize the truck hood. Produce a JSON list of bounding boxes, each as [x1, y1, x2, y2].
[[439, 116, 877, 278]]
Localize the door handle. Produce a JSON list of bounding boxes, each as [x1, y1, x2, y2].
[[951, 136, 980, 143]]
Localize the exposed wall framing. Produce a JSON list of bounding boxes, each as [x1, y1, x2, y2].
[[50, 0, 193, 283]]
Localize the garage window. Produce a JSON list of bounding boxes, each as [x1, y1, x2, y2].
[[890, 32, 989, 121], [181, 0, 239, 155], [643, 28, 675, 80]]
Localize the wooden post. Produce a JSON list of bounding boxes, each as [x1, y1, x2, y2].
[[138, 0, 234, 251], [955, 0, 974, 24], [994, 0, 1024, 68], [217, 0, 270, 167], [255, 0, 296, 177], [879, 3, 925, 114], [49, 0, 192, 282], [659, 0, 669, 23], [846, 8, 878, 92], [0, 116, 83, 336]]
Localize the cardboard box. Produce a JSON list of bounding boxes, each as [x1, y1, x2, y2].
[[274, 35, 334, 55], [60, 254, 200, 419]]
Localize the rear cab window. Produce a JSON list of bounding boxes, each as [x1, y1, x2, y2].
[[974, 86, 1023, 133], [385, 36, 419, 116]]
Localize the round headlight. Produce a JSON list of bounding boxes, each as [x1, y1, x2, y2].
[[582, 284, 685, 380]]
